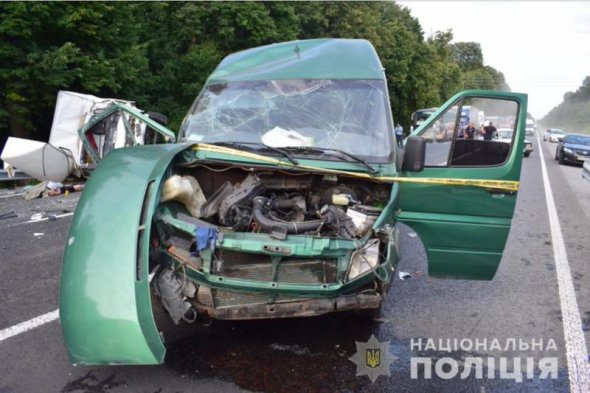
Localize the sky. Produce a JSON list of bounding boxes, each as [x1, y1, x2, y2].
[[398, 1, 590, 119]]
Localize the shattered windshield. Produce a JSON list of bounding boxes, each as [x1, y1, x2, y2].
[[181, 79, 394, 163]]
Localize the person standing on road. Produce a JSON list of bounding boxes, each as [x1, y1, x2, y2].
[[464, 122, 476, 140], [395, 124, 404, 147], [483, 121, 497, 140]]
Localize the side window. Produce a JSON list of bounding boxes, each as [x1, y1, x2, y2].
[[422, 104, 459, 166], [421, 97, 519, 167]]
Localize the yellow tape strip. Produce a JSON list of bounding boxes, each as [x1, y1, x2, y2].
[[193, 143, 519, 192]]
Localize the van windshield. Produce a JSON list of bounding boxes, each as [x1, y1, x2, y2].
[[181, 79, 394, 163]]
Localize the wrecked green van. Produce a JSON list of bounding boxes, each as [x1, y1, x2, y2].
[[60, 39, 527, 365]]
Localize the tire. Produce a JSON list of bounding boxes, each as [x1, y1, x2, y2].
[[558, 151, 564, 165], [524, 152, 530, 157]]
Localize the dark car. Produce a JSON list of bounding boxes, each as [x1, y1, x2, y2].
[[555, 133, 590, 165]]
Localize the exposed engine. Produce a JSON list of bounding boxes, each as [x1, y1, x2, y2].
[[161, 170, 389, 239], [154, 166, 392, 326]]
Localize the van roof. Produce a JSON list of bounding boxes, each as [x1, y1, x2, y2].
[[206, 39, 385, 85]]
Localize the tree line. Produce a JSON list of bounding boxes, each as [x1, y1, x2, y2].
[[0, 2, 510, 144], [541, 76, 590, 134]]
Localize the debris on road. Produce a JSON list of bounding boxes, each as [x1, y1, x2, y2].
[[24, 182, 49, 200], [398, 271, 412, 280], [1, 91, 174, 182], [23, 181, 85, 200], [30, 213, 44, 221], [47, 184, 85, 197], [47, 181, 63, 191], [407, 232, 417, 238], [372, 317, 392, 324], [33, 232, 44, 237], [0, 211, 17, 220]]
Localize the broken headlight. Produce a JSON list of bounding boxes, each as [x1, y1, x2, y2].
[[346, 239, 380, 280]]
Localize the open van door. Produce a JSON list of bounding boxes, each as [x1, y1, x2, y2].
[[397, 90, 527, 280]]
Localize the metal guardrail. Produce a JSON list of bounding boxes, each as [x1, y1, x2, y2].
[[0, 169, 32, 182]]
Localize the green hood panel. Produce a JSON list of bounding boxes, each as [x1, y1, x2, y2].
[[206, 39, 385, 84], [60, 143, 188, 365]]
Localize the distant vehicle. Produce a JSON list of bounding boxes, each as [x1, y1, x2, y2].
[[460, 106, 484, 129], [523, 140, 534, 157], [543, 128, 565, 142], [555, 133, 590, 165], [525, 118, 536, 133], [495, 128, 514, 143], [495, 128, 533, 157], [0, 91, 173, 182], [411, 107, 438, 130]]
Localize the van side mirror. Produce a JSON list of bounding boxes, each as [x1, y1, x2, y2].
[[402, 136, 426, 172]]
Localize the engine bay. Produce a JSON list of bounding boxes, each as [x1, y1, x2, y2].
[[160, 164, 391, 239], [150, 162, 395, 324]]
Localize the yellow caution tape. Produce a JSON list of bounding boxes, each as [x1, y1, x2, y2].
[[193, 143, 519, 192]]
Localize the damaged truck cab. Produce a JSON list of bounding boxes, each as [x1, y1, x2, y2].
[[60, 39, 527, 365]]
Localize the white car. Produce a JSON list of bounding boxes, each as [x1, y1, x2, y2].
[[543, 128, 565, 142], [495, 128, 533, 157]]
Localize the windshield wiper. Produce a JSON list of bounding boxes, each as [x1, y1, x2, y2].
[[211, 142, 299, 165], [282, 146, 378, 174]]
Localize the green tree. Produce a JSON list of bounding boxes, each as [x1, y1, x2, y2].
[[451, 42, 484, 71], [0, 3, 148, 140], [0, 1, 515, 144], [541, 76, 590, 134]]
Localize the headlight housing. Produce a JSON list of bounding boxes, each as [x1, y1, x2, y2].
[[346, 239, 380, 280], [564, 147, 573, 154]]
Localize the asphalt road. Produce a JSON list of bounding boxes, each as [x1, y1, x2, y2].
[[0, 137, 589, 393]]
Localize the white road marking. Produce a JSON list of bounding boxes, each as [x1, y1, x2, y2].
[[0, 309, 59, 343], [25, 212, 74, 224], [536, 133, 590, 392]]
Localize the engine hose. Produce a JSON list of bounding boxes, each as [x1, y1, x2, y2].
[[271, 198, 299, 210], [252, 197, 322, 234]]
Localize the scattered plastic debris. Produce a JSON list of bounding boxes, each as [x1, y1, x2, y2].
[[33, 232, 44, 237], [398, 271, 412, 280], [407, 232, 417, 238], [30, 213, 44, 221]]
